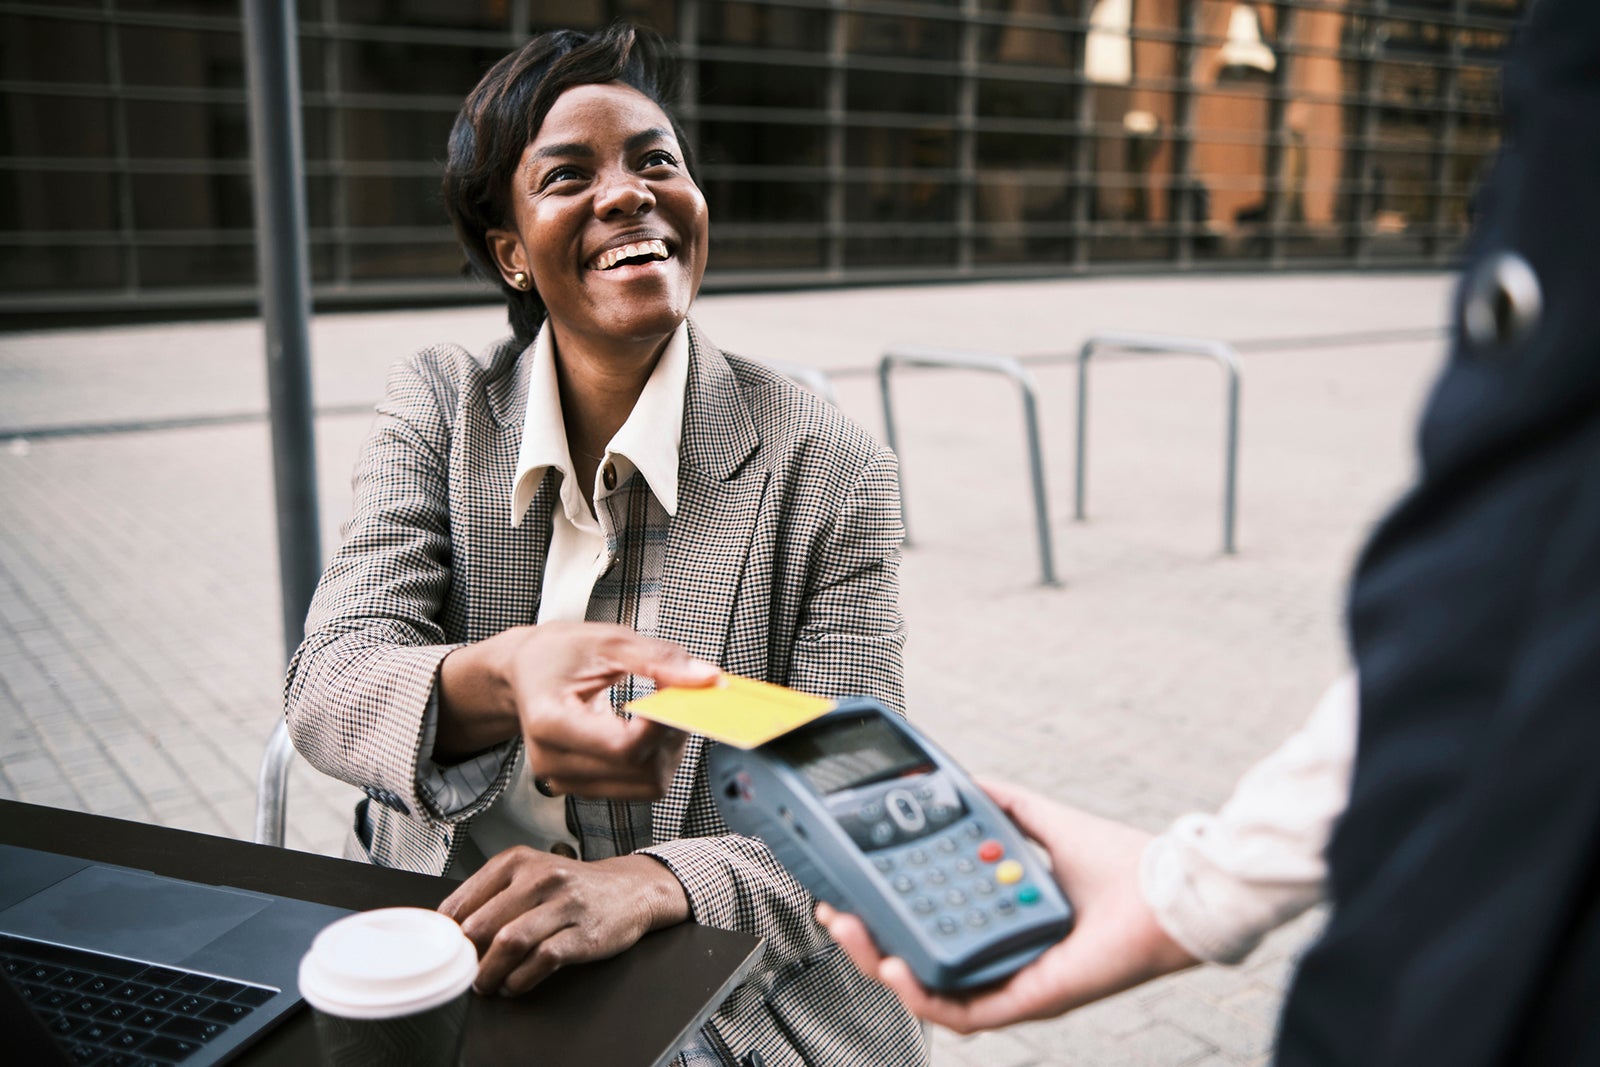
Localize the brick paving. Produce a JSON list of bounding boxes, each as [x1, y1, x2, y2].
[[0, 272, 1453, 1065]]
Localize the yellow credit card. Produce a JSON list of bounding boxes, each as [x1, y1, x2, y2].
[[627, 673, 836, 749]]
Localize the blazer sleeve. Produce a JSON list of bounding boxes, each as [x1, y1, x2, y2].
[[788, 443, 908, 712], [641, 442, 908, 982], [283, 349, 513, 824]]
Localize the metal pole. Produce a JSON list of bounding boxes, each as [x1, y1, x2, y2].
[[878, 359, 910, 545], [243, 0, 321, 845], [243, 0, 321, 666], [1074, 339, 1091, 520], [1019, 384, 1058, 586], [1223, 367, 1240, 554]]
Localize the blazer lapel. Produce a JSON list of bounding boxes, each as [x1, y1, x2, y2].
[[654, 323, 767, 844]]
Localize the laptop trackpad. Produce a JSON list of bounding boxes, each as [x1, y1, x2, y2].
[[1, 866, 271, 964]]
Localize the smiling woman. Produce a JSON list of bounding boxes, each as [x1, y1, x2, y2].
[[282, 21, 926, 1067]]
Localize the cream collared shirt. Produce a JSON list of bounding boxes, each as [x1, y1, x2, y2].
[[464, 320, 688, 867]]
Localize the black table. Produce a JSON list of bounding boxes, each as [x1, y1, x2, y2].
[[0, 800, 763, 1067]]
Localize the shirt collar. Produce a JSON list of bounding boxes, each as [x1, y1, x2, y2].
[[509, 319, 688, 527]]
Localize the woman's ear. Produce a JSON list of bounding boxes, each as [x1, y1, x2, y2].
[[485, 228, 527, 288]]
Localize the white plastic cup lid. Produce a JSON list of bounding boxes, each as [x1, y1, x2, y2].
[[298, 907, 479, 1020]]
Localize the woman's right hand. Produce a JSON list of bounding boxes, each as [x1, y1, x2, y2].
[[436, 621, 718, 799]]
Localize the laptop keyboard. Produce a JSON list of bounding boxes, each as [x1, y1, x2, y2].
[[1, 934, 278, 1065]]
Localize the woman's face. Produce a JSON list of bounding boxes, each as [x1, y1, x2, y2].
[[489, 82, 708, 356]]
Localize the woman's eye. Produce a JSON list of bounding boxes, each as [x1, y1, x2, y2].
[[641, 149, 678, 169], [541, 166, 582, 189]]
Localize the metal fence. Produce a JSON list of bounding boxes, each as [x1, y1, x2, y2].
[[0, 0, 1523, 319]]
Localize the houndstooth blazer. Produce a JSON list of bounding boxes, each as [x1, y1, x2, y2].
[[284, 321, 927, 1066]]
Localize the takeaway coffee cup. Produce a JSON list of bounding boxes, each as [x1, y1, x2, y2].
[[298, 907, 479, 1067]]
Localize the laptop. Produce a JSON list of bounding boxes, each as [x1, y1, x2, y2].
[[0, 843, 352, 1066]]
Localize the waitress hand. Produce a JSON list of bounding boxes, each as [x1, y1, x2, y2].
[[441, 846, 690, 995], [816, 780, 1197, 1033], [438, 621, 718, 799]]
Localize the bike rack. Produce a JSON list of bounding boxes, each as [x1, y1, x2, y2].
[[1072, 332, 1242, 555], [878, 346, 1058, 587]]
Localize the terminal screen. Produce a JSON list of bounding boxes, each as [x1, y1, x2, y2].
[[772, 713, 931, 795]]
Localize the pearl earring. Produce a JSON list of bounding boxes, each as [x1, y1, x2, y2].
[[512, 271, 529, 290]]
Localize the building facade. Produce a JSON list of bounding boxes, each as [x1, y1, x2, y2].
[[0, 0, 1522, 318]]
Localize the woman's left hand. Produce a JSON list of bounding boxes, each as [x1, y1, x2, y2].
[[440, 846, 691, 995]]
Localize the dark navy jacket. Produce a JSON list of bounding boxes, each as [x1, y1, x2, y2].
[[1278, 2, 1600, 1062]]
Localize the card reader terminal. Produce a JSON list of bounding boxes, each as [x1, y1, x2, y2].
[[708, 697, 1074, 991]]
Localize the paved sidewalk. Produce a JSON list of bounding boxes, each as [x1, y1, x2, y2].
[[0, 272, 1453, 1066]]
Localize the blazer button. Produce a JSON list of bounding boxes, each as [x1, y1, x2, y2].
[[550, 842, 578, 859], [1461, 250, 1541, 355], [534, 777, 557, 797]]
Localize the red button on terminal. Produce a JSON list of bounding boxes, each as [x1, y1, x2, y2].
[[977, 840, 1004, 863]]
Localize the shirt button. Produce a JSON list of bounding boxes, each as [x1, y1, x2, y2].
[[550, 842, 578, 859], [601, 462, 617, 491], [534, 777, 556, 797]]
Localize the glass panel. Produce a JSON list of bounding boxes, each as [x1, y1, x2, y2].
[[2, 94, 114, 157], [0, 170, 117, 232], [525, 1, 675, 34], [115, 0, 237, 14], [699, 121, 826, 168], [137, 242, 257, 287], [845, 15, 958, 61], [339, 39, 508, 96], [844, 234, 956, 269], [707, 233, 825, 272], [341, 107, 456, 162], [336, 0, 509, 31], [978, 22, 1075, 67], [118, 24, 245, 89], [0, 15, 109, 84], [1182, 136, 1267, 257], [848, 127, 956, 170], [131, 172, 255, 231], [305, 175, 337, 230], [607, 0, 678, 36], [845, 179, 956, 225], [124, 99, 250, 160], [704, 179, 824, 224], [346, 240, 466, 279], [700, 61, 828, 110], [345, 175, 451, 228], [977, 78, 1075, 122], [530, 0, 609, 31], [974, 131, 1071, 168], [703, 3, 829, 51], [847, 71, 954, 115], [0, 245, 123, 291]]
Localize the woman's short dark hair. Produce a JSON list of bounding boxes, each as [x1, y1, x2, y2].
[[442, 22, 695, 345]]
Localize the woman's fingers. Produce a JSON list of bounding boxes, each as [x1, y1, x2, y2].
[[438, 853, 515, 927], [814, 903, 881, 970], [526, 717, 688, 796], [474, 904, 572, 995], [496, 925, 586, 995]]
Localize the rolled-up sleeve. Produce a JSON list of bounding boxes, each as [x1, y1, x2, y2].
[[1141, 673, 1357, 963]]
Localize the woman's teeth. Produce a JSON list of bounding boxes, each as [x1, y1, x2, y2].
[[589, 239, 670, 271]]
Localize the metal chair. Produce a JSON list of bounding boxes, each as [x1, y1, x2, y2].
[[254, 719, 295, 847]]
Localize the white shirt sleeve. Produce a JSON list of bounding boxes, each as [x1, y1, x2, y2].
[[1139, 673, 1358, 964]]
